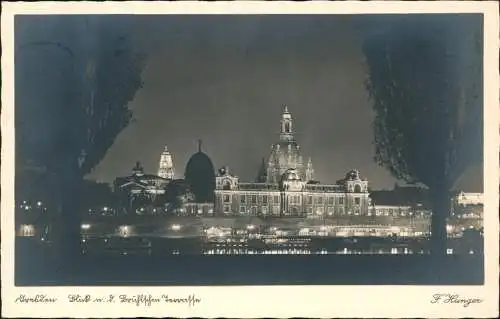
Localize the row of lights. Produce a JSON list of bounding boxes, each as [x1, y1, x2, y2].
[[19, 201, 44, 210]]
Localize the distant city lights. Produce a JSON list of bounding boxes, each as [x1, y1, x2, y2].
[[81, 224, 91, 230], [171, 224, 181, 231]]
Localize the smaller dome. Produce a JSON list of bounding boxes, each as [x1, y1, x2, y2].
[[281, 168, 302, 182], [218, 166, 230, 176], [346, 169, 361, 181]]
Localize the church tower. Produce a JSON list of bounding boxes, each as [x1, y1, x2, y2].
[[280, 105, 294, 142], [157, 145, 175, 179]]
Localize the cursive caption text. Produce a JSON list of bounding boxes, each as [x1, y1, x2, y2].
[[431, 293, 483, 307], [15, 293, 201, 308]]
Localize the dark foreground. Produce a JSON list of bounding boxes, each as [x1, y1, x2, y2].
[[15, 238, 483, 286]]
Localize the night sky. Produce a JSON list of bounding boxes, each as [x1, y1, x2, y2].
[[25, 15, 483, 191]]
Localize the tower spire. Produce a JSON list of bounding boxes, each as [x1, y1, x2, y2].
[[198, 139, 202, 152], [305, 157, 314, 181], [158, 146, 175, 179], [256, 157, 268, 183]]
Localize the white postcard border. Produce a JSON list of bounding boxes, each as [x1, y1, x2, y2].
[[1, 2, 499, 318]]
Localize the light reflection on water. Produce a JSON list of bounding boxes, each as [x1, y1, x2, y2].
[[78, 235, 481, 256]]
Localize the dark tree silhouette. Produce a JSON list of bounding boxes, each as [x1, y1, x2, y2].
[[15, 16, 146, 261], [362, 16, 483, 255]]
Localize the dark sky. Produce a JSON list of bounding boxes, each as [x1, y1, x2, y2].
[[41, 15, 480, 191]]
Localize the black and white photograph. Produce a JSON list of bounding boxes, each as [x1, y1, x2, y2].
[[2, 2, 499, 318]]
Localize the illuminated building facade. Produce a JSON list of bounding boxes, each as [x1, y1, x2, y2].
[[215, 166, 371, 217], [114, 162, 170, 212]]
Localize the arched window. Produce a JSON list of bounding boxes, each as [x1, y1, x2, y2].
[[284, 122, 291, 133], [354, 184, 362, 193], [223, 181, 231, 190]]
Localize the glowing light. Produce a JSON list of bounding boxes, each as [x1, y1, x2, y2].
[[81, 224, 91, 230], [171, 224, 181, 231], [103, 206, 109, 211], [446, 249, 453, 255], [118, 225, 131, 237], [37, 201, 42, 207], [246, 224, 255, 230], [446, 225, 454, 232]]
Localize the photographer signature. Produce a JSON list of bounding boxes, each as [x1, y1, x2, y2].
[[431, 293, 483, 307]]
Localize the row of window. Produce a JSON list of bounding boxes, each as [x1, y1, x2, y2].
[[221, 194, 359, 205], [220, 205, 429, 217]]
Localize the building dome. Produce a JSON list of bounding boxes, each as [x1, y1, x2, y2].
[[345, 169, 362, 181], [281, 168, 302, 182], [218, 166, 230, 176], [184, 141, 216, 203]]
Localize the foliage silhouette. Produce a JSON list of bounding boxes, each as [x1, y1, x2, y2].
[[362, 15, 483, 254], [16, 16, 146, 260]]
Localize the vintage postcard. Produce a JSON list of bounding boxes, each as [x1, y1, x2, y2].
[[1, 1, 499, 318]]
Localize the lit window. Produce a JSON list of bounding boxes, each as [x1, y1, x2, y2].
[[19, 224, 35, 237], [223, 195, 230, 203]]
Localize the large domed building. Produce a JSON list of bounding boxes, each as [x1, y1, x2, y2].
[[265, 106, 315, 183], [212, 106, 372, 218], [184, 140, 216, 203]]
